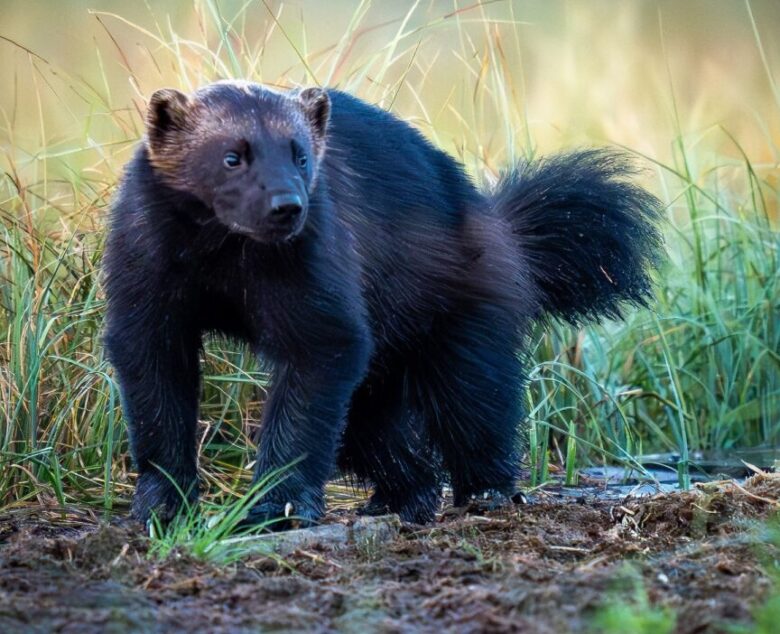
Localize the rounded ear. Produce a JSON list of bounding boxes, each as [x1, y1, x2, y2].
[[298, 87, 331, 151], [146, 88, 192, 152]]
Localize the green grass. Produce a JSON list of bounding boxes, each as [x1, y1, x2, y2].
[[0, 0, 777, 515], [528, 142, 780, 487], [589, 568, 676, 634], [146, 468, 287, 564], [733, 517, 780, 634]]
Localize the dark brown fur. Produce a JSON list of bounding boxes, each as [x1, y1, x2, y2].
[[103, 81, 662, 528]]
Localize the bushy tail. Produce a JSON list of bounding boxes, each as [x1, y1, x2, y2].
[[492, 149, 664, 325]]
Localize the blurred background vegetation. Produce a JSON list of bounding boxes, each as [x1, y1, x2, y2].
[[0, 0, 778, 512]]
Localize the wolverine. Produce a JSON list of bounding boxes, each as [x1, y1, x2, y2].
[[103, 80, 662, 528]]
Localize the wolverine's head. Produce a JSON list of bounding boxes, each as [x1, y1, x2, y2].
[[144, 80, 330, 243]]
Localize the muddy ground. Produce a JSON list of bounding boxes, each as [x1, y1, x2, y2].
[[0, 474, 778, 633]]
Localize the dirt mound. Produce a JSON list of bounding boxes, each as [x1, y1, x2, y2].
[[1, 477, 777, 633]]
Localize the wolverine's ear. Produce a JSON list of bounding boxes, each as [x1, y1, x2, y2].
[[298, 87, 330, 152], [146, 88, 192, 153]]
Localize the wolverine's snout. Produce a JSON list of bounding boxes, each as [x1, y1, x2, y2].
[[214, 166, 310, 243], [260, 189, 308, 241], [269, 192, 304, 220]]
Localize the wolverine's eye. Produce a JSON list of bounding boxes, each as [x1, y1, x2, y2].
[[223, 151, 242, 169], [292, 141, 308, 170]]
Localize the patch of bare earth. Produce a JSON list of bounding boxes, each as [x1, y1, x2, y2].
[[1, 474, 777, 633]]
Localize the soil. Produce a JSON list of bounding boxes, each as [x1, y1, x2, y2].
[[1, 474, 778, 633]]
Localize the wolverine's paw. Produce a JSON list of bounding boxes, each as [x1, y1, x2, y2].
[[359, 488, 439, 524], [356, 492, 391, 517], [131, 471, 199, 529], [239, 498, 323, 532], [454, 488, 528, 514]]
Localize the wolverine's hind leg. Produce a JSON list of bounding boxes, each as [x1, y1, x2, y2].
[[422, 306, 527, 507], [339, 369, 441, 524]]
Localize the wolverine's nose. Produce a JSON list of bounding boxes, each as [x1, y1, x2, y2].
[[269, 193, 304, 220]]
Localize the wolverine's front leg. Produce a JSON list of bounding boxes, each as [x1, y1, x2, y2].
[[105, 306, 202, 525], [244, 314, 372, 529]]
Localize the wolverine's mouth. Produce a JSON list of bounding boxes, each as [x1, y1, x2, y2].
[[285, 210, 308, 240], [229, 221, 257, 235], [227, 214, 306, 243], [227, 221, 269, 242]]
